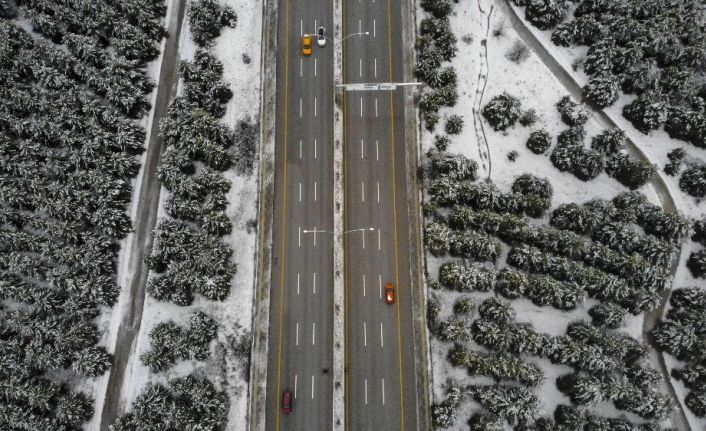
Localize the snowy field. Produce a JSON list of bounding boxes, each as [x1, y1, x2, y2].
[[420, 0, 704, 429]]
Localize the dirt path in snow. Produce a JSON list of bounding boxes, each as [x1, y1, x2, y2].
[[499, 1, 689, 429], [471, 2, 493, 180], [98, 0, 186, 428]]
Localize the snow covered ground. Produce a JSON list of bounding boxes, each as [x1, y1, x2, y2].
[[88, 0, 264, 429], [420, 0, 702, 429]]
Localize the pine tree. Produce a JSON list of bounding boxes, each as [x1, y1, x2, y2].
[[482, 93, 522, 131], [679, 164, 706, 198], [526, 129, 551, 154]]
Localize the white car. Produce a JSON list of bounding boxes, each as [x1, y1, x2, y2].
[[317, 27, 326, 47]]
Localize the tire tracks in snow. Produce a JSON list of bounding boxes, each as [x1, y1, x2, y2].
[[471, 3, 494, 180]]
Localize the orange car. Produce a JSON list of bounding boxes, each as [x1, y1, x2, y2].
[[302, 35, 312, 56], [385, 283, 395, 304]]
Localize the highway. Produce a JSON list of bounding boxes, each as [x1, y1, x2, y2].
[[265, 0, 421, 429], [264, 0, 334, 428], [342, 0, 419, 430]]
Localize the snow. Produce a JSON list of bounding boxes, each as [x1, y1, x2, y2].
[[421, 0, 696, 428], [97, 0, 264, 428]]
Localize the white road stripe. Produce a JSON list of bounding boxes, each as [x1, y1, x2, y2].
[[359, 58, 362, 77], [361, 182, 365, 202], [376, 140, 379, 161], [360, 97, 363, 117], [299, 139, 302, 159], [378, 228, 381, 250], [300, 19, 303, 36], [299, 182, 302, 202], [313, 272, 317, 294], [299, 98, 302, 118], [311, 375, 315, 399], [313, 225, 317, 246], [377, 182, 380, 203], [314, 181, 317, 201], [314, 57, 317, 76], [364, 379, 368, 405], [374, 58, 377, 78], [298, 226, 301, 247], [314, 96, 317, 117], [375, 98, 378, 117], [380, 322, 384, 347], [297, 273, 300, 295], [362, 274, 366, 297], [379, 274, 382, 298], [314, 139, 317, 159], [361, 139, 364, 159], [363, 322, 367, 347], [312, 322, 316, 345], [294, 374, 298, 398], [314, 19, 317, 32], [362, 229, 366, 249], [373, 19, 376, 38], [300, 58, 303, 77], [359, 19, 362, 35], [296, 322, 299, 345], [381, 378, 385, 405]]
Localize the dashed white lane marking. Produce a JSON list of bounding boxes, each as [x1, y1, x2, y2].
[[376, 140, 379, 161], [379, 274, 382, 298], [360, 97, 363, 117], [362, 274, 366, 297], [294, 375, 298, 398], [300, 58, 303, 77], [314, 57, 317, 76], [300, 19, 303, 36], [314, 181, 317, 201], [373, 19, 376, 38], [381, 378, 385, 405], [363, 322, 367, 347], [361, 182, 365, 202], [299, 182, 302, 202], [312, 322, 316, 345], [296, 322, 299, 345], [299, 139, 302, 159], [359, 58, 362, 77], [314, 96, 317, 117], [380, 322, 384, 347], [314, 139, 317, 159], [375, 98, 378, 117], [313, 272, 316, 294], [361, 139, 364, 159], [314, 19, 317, 32], [377, 182, 380, 203], [313, 226, 317, 246], [299, 98, 302, 118], [297, 273, 300, 295], [374, 58, 377, 78], [298, 226, 301, 247], [364, 379, 368, 405], [377, 228, 381, 250], [311, 375, 315, 399], [359, 19, 362, 35]]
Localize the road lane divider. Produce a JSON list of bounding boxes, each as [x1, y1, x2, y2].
[[361, 139, 364, 159], [382, 378, 385, 405], [311, 375, 315, 399], [314, 181, 318, 201], [359, 97, 363, 117], [380, 322, 384, 347], [313, 272, 317, 294], [363, 321, 367, 347], [297, 273, 300, 295], [365, 379, 368, 405], [299, 98, 302, 118], [362, 274, 366, 297], [312, 322, 316, 345], [375, 98, 378, 117], [296, 322, 299, 345], [295, 374, 298, 399], [376, 140, 379, 161], [314, 138, 317, 159]]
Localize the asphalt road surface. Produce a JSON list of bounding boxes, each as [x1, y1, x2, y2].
[[342, 0, 419, 430], [264, 0, 335, 429]]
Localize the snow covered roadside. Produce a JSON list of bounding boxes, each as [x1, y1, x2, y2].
[[107, 0, 264, 429], [420, 0, 681, 428]]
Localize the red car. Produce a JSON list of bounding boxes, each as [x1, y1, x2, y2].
[[282, 389, 293, 415], [385, 283, 395, 304]]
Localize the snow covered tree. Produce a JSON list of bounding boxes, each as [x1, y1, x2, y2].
[[470, 385, 540, 424], [188, 0, 238, 47], [687, 249, 706, 279], [590, 128, 627, 156], [679, 163, 706, 198], [436, 319, 471, 342], [431, 383, 463, 428], [665, 98, 706, 148], [622, 90, 670, 134], [512, 173, 553, 199], [584, 73, 620, 107], [495, 268, 528, 299], [439, 261, 496, 291], [449, 230, 503, 261], [427, 150, 479, 181], [605, 153, 655, 190], [445, 114, 464, 135], [526, 129, 552, 154], [478, 297, 515, 324], [519, 109, 538, 126], [692, 215, 706, 246], [434, 134, 451, 151], [482, 92, 522, 131], [469, 414, 504, 431], [72, 346, 112, 377], [588, 302, 627, 329], [420, 0, 453, 18], [664, 147, 686, 176], [453, 297, 475, 315], [424, 221, 451, 256], [556, 96, 590, 126], [524, 0, 569, 30]]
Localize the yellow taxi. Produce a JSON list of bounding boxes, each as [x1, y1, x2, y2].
[[302, 35, 313, 56]]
